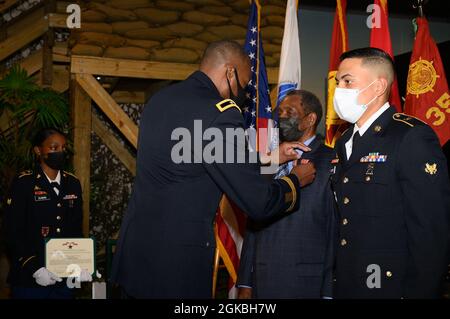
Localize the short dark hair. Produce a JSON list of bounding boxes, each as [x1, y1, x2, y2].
[[286, 90, 323, 128], [200, 40, 249, 67], [340, 47, 395, 84], [32, 128, 66, 147]]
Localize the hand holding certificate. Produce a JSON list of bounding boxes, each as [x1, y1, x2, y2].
[[45, 238, 95, 278]]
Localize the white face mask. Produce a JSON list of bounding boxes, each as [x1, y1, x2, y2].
[[333, 80, 378, 123]]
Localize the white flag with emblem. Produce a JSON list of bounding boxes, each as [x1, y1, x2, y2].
[[277, 0, 301, 106]]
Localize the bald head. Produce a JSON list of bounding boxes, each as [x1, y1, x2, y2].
[[199, 40, 251, 101], [340, 47, 395, 88]]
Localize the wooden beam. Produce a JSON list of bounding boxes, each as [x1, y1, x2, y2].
[[0, 0, 20, 14], [0, 7, 48, 61], [75, 73, 138, 148], [19, 48, 43, 76], [42, 32, 54, 85], [33, 65, 69, 92], [48, 13, 69, 28], [0, 47, 69, 78], [71, 55, 280, 84], [53, 41, 70, 62], [111, 90, 146, 104], [56, 1, 71, 14], [71, 76, 92, 237], [92, 113, 136, 175]]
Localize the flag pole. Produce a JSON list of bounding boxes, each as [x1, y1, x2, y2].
[[412, 0, 427, 17], [212, 224, 221, 298]]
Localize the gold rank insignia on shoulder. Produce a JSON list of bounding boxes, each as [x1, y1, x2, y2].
[[7, 198, 12, 205], [63, 171, 78, 179], [393, 113, 426, 127], [18, 170, 33, 178], [215, 99, 242, 113], [425, 163, 437, 175]]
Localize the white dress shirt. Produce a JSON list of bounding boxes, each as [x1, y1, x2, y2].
[[345, 102, 390, 160], [44, 170, 61, 195]]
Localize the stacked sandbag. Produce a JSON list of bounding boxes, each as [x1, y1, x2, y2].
[[68, 0, 286, 65]]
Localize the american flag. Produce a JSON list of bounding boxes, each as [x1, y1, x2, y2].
[[242, 0, 273, 153], [214, 0, 272, 299]]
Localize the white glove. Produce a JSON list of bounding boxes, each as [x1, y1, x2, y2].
[[33, 267, 62, 286], [78, 269, 93, 282]]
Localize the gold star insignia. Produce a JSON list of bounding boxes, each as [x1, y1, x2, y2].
[[374, 125, 382, 133]]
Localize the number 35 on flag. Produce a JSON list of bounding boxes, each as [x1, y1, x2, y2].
[[426, 92, 450, 126]]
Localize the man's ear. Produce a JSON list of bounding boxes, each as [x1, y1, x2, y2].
[[308, 113, 317, 128], [376, 78, 389, 97], [225, 65, 235, 81]]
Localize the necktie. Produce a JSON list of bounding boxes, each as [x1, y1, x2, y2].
[[349, 131, 361, 160], [352, 131, 361, 147], [50, 182, 60, 195], [274, 163, 291, 179]]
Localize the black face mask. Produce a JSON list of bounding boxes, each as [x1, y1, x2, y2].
[[43, 152, 66, 170], [227, 69, 247, 106], [279, 117, 305, 142]]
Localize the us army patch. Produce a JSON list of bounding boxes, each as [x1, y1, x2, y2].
[[215, 99, 241, 113]]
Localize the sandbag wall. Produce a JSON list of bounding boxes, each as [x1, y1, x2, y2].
[[70, 0, 286, 66]]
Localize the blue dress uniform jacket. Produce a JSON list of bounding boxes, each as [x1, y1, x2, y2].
[[111, 71, 300, 298], [4, 166, 83, 287], [237, 137, 338, 298], [332, 106, 450, 299]]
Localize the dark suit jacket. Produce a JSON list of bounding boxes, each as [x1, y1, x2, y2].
[[332, 106, 450, 298], [110, 71, 300, 298], [237, 136, 338, 298]]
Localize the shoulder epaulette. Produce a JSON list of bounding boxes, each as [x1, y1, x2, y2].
[[63, 171, 78, 179], [392, 113, 426, 127], [18, 170, 33, 178], [215, 99, 241, 113]]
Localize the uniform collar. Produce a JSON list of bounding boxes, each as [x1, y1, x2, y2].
[[189, 71, 222, 98], [355, 102, 391, 137], [341, 106, 396, 166], [44, 170, 61, 184]]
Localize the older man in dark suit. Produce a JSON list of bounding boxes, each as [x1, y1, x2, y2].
[[237, 90, 338, 298]]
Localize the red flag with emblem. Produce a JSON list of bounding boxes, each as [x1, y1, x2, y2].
[[369, 0, 402, 112], [404, 17, 450, 146], [325, 0, 349, 147]]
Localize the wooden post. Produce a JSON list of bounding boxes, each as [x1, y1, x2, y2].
[[71, 75, 92, 236], [42, 0, 56, 86]]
